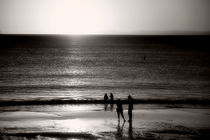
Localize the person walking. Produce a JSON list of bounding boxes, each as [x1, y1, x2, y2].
[[116, 99, 126, 122]]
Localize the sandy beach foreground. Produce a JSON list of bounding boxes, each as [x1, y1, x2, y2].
[[0, 104, 210, 140]]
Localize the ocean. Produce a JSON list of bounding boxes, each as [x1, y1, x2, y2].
[[1, 35, 210, 140], [0, 35, 209, 104]]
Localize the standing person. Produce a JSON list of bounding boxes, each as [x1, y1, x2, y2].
[[104, 93, 109, 103], [110, 93, 114, 111], [116, 99, 126, 122], [109, 93, 114, 102], [128, 95, 133, 122]]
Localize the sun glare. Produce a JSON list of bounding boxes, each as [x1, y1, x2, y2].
[[49, 0, 108, 34]]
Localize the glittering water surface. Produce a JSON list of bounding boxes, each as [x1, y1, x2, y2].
[[0, 35, 209, 102]]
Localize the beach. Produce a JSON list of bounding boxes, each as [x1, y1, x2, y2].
[[0, 104, 210, 140], [0, 0, 210, 137], [0, 35, 210, 139]]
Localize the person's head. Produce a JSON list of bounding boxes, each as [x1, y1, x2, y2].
[[128, 95, 132, 100]]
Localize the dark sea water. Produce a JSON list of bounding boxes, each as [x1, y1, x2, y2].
[[0, 35, 209, 104]]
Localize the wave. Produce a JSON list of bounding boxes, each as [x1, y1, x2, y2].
[[0, 132, 99, 139], [0, 98, 210, 106], [0, 82, 208, 90]]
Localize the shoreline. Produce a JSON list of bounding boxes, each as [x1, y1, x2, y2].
[[1, 98, 210, 106]]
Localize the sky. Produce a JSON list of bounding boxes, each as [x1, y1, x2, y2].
[[0, 0, 210, 35]]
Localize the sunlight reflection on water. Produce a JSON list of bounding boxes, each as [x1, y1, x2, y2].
[[56, 118, 116, 133], [0, 36, 209, 103]]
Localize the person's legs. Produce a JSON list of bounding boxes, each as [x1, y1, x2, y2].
[[130, 111, 132, 120], [120, 111, 126, 121], [128, 111, 130, 121], [117, 112, 120, 121], [128, 110, 132, 122]]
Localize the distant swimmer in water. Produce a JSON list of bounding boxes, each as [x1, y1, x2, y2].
[[116, 99, 126, 122], [144, 55, 146, 61]]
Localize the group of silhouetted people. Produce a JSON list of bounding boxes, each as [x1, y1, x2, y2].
[[104, 93, 134, 122], [104, 93, 114, 103], [116, 95, 133, 122]]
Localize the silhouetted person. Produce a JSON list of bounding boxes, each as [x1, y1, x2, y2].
[[144, 55, 146, 61], [104, 93, 109, 103], [128, 95, 133, 122], [116, 99, 126, 122], [109, 93, 114, 103]]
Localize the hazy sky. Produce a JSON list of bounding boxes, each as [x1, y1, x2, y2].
[[0, 0, 210, 34]]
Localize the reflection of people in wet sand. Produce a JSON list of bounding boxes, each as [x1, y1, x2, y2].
[[128, 95, 133, 122], [104, 103, 108, 111], [117, 120, 125, 137], [110, 103, 114, 111], [116, 99, 126, 122], [128, 116, 133, 139]]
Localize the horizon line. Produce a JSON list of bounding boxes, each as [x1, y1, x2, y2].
[[1, 33, 210, 36]]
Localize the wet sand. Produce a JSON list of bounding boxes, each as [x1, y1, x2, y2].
[[0, 104, 210, 140]]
